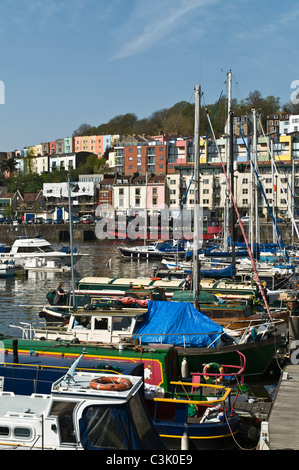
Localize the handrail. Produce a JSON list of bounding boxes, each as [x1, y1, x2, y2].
[[154, 381, 232, 405]]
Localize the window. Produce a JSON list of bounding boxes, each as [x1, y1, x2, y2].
[[95, 318, 109, 330], [0, 427, 9, 436], [14, 428, 32, 439], [112, 316, 131, 332], [49, 401, 77, 444], [242, 188, 248, 194], [242, 178, 248, 184]]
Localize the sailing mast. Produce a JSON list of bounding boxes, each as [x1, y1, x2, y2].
[[193, 85, 201, 310], [224, 70, 232, 251]]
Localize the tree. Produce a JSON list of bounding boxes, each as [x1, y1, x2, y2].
[[72, 123, 93, 137]]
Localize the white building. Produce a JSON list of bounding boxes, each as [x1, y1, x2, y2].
[[280, 114, 299, 134]]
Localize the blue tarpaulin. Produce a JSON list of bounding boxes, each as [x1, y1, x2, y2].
[[134, 301, 223, 347]]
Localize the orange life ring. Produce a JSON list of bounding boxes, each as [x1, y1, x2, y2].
[[151, 277, 162, 281], [89, 376, 133, 391], [202, 363, 224, 383]]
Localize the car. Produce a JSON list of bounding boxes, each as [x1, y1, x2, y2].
[[44, 219, 53, 224], [80, 215, 93, 223], [240, 216, 250, 223], [72, 217, 80, 224], [34, 217, 44, 224], [54, 219, 64, 224], [276, 218, 286, 224]]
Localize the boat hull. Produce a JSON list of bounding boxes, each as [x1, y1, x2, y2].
[[0, 337, 179, 393], [155, 415, 240, 450]]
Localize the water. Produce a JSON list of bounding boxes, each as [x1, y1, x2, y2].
[[0, 240, 159, 337]]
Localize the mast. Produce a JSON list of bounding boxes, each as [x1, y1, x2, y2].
[[68, 174, 76, 311], [193, 85, 201, 310], [224, 70, 232, 251], [229, 110, 235, 275], [252, 108, 260, 247]]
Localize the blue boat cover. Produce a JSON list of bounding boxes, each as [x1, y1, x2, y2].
[[134, 301, 223, 347]]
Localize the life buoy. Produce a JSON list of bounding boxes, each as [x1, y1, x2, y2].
[[151, 277, 162, 281], [202, 363, 224, 383], [89, 376, 133, 391]]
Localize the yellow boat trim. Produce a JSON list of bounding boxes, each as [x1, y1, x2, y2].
[[154, 380, 232, 405], [159, 430, 239, 440]]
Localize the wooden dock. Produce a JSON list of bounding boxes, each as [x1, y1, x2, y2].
[[259, 364, 299, 450]]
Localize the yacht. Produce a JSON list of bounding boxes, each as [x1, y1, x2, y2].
[[0, 237, 84, 267]]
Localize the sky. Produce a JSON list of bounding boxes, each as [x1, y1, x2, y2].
[[0, 0, 299, 151]]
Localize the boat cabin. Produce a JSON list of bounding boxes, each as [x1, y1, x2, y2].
[[35, 309, 147, 344]]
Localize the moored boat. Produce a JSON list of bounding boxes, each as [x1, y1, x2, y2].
[[6, 300, 283, 380], [0, 237, 84, 267], [151, 380, 240, 450], [0, 355, 165, 450]]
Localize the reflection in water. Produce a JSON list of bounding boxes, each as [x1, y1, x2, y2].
[[0, 241, 158, 336]]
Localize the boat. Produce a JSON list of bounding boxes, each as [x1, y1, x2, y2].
[[118, 240, 187, 260], [0, 354, 165, 450], [0, 260, 15, 277], [76, 276, 186, 297], [151, 379, 240, 450], [0, 237, 84, 267], [40, 286, 164, 323], [6, 300, 283, 380], [171, 290, 290, 329]]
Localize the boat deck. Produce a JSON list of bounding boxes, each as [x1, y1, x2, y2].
[[263, 363, 299, 450]]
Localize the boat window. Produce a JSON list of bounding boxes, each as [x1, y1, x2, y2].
[[128, 392, 155, 443], [71, 316, 91, 329], [0, 426, 10, 436], [39, 246, 55, 252], [49, 400, 78, 444], [79, 405, 130, 449], [14, 427, 32, 439], [94, 318, 108, 330], [112, 316, 131, 332]]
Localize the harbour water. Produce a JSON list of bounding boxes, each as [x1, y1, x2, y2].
[[0, 240, 160, 337]]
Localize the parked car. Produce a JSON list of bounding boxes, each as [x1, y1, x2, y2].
[[44, 219, 53, 224], [34, 217, 44, 224], [80, 215, 93, 223], [276, 218, 286, 224], [54, 219, 64, 224]]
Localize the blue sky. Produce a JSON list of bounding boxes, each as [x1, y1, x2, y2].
[[0, 0, 298, 151]]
